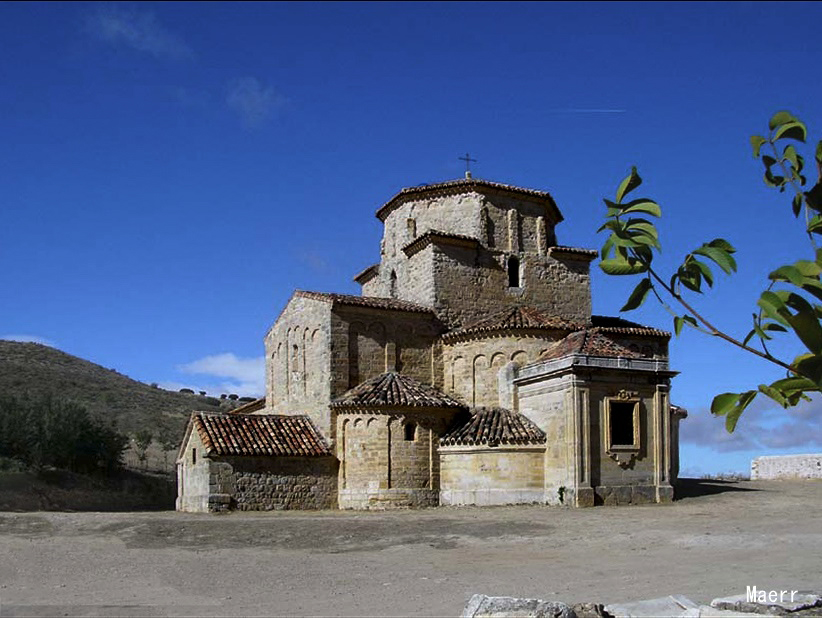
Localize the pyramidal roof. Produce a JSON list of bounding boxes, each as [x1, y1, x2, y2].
[[440, 407, 546, 447], [538, 329, 644, 361], [331, 372, 465, 409]]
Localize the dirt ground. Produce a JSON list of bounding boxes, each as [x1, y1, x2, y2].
[[1, 479, 821, 617]]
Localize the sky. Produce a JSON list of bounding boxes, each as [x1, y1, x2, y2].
[[2, 2, 822, 476]]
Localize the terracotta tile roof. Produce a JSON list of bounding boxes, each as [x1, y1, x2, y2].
[[547, 246, 598, 260], [330, 372, 465, 409], [538, 329, 646, 361], [402, 230, 480, 257], [192, 413, 330, 457], [443, 306, 584, 342], [376, 178, 563, 223], [227, 397, 266, 415], [440, 407, 546, 447], [294, 290, 434, 314], [591, 315, 670, 337]]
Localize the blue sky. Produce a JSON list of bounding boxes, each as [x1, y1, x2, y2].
[[2, 2, 822, 475]]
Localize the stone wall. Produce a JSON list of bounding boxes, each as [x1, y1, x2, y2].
[[332, 306, 442, 395], [265, 295, 333, 437], [439, 445, 545, 506], [208, 455, 338, 511], [751, 454, 822, 479], [362, 188, 590, 330], [516, 358, 675, 507], [176, 427, 210, 513], [337, 408, 457, 509], [443, 335, 560, 408]]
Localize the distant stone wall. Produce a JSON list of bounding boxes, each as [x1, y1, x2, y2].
[[208, 455, 338, 511], [751, 454, 822, 480]]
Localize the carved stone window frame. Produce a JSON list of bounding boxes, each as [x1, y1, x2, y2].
[[605, 390, 640, 468]]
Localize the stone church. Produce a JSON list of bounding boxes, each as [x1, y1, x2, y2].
[[176, 174, 687, 512]]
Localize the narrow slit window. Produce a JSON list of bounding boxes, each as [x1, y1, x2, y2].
[[192, 448, 197, 465], [390, 270, 398, 298], [404, 423, 416, 441], [507, 255, 520, 288]]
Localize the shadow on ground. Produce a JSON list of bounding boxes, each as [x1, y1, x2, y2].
[[0, 468, 176, 512], [675, 478, 759, 500]]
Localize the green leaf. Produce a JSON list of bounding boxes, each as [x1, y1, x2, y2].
[[621, 199, 662, 218], [751, 135, 767, 157], [690, 258, 714, 287], [757, 291, 791, 327], [600, 257, 647, 275], [792, 193, 804, 217], [615, 166, 642, 204], [620, 278, 652, 312], [693, 245, 737, 274], [808, 215, 822, 234], [711, 390, 757, 433], [783, 144, 799, 168], [794, 353, 822, 386], [758, 383, 788, 407], [816, 140, 822, 165], [806, 183, 822, 213], [783, 293, 822, 354], [673, 315, 697, 335], [769, 110, 798, 130], [774, 120, 807, 143]]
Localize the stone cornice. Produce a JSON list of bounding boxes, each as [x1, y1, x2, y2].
[[376, 178, 563, 224]]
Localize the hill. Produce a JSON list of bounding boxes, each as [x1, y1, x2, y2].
[[0, 341, 244, 442]]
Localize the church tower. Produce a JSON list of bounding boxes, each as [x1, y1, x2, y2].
[[353, 178, 593, 329]]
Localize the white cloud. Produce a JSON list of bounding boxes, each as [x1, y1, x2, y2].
[[226, 77, 287, 129], [1, 334, 56, 347], [86, 7, 193, 60], [176, 353, 265, 397], [680, 397, 822, 453]]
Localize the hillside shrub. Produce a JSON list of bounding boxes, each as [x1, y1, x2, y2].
[[0, 394, 128, 474]]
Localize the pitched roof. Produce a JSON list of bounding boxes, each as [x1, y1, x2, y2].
[[402, 230, 480, 257], [440, 407, 546, 447], [192, 413, 330, 457], [376, 178, 563, 223], [590, 315, 670, 337], [352, 263, 379, 285], [443, 306, 584, 342], [538, 329, 645, 361], [547, 246, 599, 261], [330, 372, 465, 409], [294, 290, 434, 314], [227, 397, 266, 415]]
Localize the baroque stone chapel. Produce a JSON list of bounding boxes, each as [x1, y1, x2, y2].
[[177, 174, 687, 512]]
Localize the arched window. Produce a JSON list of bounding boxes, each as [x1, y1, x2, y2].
[[507, 255, 520, 288]]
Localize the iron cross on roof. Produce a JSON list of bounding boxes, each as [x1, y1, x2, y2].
[[459, 153, 477, 179]]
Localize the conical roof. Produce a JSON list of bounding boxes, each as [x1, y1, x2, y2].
[[440, 407, 546, 447]]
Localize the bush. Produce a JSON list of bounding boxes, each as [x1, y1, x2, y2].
[[0, 394, 127, 474]]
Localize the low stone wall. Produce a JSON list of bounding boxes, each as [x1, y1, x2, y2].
[[751, 453, 822, 480], [338, 488, 438, 510], [209, 455, 338, 511], [439, 446, 545, 506]]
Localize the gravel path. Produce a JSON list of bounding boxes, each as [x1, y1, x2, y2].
[[1, 479, 820, 617]]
